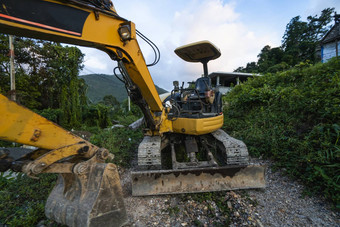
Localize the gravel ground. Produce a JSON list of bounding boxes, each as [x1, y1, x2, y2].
[[120, 160, 339, 227], [3, 147, 339, 226], [248, 161, 339, 227]]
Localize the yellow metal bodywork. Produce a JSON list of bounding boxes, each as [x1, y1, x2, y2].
[[0, 94, 84, 149], [0, 94, 100, 174], [159, 93, 223, 135], [172, 114, 224, 135]]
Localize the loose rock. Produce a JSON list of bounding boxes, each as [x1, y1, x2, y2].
[[119, 159, 339, 227]]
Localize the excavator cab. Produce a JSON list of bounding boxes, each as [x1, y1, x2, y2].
[[164, 41, 222, 118], [195, 77, 211, 95]]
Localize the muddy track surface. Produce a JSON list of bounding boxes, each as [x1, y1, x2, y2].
[[120, 159, 339, 227]]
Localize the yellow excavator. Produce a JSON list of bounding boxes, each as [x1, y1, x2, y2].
[[0, 0, 265, 226]]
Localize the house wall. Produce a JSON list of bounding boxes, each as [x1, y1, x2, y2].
[[216, 86, 232, 95], [322, 41, 338, 63]]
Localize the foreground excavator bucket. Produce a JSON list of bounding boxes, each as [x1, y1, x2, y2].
[[46, 163, 128, 227], [0, 94, 128, 226], [132, 165, 265, 196]]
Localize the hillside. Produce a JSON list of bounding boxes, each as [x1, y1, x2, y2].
[[80, 74, 168, 103]]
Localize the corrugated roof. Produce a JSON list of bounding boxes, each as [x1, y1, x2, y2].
[[208, 71, 261, 79], [321, 21, 340, 44]]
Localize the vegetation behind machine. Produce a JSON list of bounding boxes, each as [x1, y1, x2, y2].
[[223, 58, 340, 208]]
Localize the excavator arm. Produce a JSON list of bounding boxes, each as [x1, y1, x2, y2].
[[0, 0, 168, 130]]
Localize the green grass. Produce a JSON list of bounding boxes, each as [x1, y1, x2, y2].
[[0, 173, 57, 226]]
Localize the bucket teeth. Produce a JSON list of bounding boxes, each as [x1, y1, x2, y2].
[[45, 163, 128, 227]]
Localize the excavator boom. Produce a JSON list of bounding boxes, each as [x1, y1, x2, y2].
[[0, 0, 163, 116]]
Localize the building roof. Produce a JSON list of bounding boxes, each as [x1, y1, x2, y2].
[[321, 16, 340, 44], [209, 71, 260, 80]]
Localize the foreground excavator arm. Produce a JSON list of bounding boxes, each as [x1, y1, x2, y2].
[[0, 94, 100, 173]]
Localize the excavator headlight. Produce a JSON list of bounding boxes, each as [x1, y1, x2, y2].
[[118, 25, 131, 41]]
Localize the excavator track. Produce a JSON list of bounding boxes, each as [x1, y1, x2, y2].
[[132, 129, 265, 196], [211, 129, 249, 165], [137, 136, 162, 170]]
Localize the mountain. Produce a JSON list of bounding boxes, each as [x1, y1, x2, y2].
[[80, 74, 168, 103]]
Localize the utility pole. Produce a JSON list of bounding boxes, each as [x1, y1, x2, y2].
[[9, 35, 16, 101], [128, 96, 131, 112]]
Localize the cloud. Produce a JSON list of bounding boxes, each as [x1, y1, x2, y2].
[[144, 0, 275, 89], [80, 0, 279, 90], [79, 47, 113, 74], [305, 0, 340, 17]]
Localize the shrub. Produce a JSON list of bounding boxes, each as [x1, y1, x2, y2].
[[223, 58, 340, 208], [90, 127, 143, 167], [0, 173, 57, 226]]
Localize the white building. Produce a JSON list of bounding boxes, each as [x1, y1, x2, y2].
[[208, 72, 260, 95], [321, 14, 340, 63]]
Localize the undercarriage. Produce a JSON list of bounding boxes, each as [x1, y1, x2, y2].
[[132, 129, 265, 196]]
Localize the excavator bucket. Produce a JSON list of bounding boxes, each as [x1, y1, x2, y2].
[[132, 165, 265, 196], [45, 163, 128, 227]]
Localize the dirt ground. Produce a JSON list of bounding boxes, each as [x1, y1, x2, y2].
[[120, 160, 339, 227]]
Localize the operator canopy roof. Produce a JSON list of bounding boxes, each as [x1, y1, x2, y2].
[[174, 40, 221, 63]]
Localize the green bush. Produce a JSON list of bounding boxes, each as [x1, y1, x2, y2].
[[0, 172, 57, 226], [36, 108, 63, 123], [82, 103, 112, 128], [90, 127, 143, 167], [223, 58, 340, 208]]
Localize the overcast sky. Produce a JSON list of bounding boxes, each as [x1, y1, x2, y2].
[[79, 0, 340, 90]]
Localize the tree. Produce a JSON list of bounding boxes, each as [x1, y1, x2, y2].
[[306, 8, 335, 41], [37, 42, 86, 127], [0, 34, 87, 128], [234, 66, 245, 73], [234, 62, 259, 73], [235, 8, 335, 74], [101, 95, 120, 107], [0, 35, 42, 108], [257, 46, 285, 72], [282, 8, 335, 65]]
